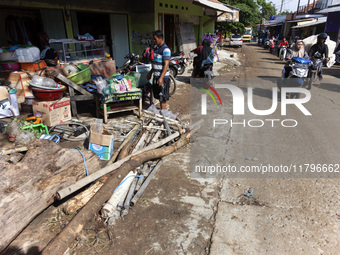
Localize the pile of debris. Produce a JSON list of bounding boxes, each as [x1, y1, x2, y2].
[[0, 109, 195, 254]]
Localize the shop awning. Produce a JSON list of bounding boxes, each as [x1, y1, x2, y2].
[[291, 17, 327, 29], [317, 5, 340, 13], [193, 0, 235, 13], [287, 18, 314, 23]]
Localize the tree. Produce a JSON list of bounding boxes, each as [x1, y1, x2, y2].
[[220, 0, 276, 34], [281, 10, 293, 15]]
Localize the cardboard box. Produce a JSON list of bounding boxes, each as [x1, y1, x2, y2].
[[32, 97, 71, 126], [88, 127, 114, 160]]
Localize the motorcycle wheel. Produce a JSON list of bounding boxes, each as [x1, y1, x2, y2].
[[308, 73, 315, 90], [170, 67, 178, 78], [178, 64, 186, 75], [169, 74, 177, 96]]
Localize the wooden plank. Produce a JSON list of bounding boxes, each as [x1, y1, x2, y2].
[[68, 87, 78, 118], [70, 94, 94, 101], [49, 69, 92, 96]]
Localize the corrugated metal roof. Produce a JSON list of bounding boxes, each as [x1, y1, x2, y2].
[[193, 0, 234, 13]]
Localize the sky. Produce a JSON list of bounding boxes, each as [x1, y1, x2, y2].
[[268, 0, 310, 13]]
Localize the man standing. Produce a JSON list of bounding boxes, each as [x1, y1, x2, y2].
[[147, 30, 171, 110]]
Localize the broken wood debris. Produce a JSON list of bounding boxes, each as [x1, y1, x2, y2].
[[2, 110, 193, 254]]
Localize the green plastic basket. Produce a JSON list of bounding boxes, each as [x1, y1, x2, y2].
[[67, 67, 91, 85]]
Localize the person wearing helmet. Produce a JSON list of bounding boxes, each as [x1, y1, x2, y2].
[[290, 36, 300, 49], [309, 33, 329, 79]]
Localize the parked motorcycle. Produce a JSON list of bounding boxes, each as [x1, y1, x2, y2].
[[171, 51, 187, 75], [277, 57, 312, 98], [119, 52, 177, 96]]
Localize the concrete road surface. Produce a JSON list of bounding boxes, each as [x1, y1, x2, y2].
[[208, 44, 340, 254]]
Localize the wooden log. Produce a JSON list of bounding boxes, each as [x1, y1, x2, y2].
[[62, 181, 103, 215], [0, 140, 101, 252], [56, 131, 180, 200], [42, 131, 192, 255]]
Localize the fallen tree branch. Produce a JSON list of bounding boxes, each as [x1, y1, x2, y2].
[[42, 131, 191, 255]]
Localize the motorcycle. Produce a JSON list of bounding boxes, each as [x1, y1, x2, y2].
[[119, 52, 141, 75], [277, 57, 312, 98], [119, 51, 177, 96], [309, 52, 324, 87], [169, 58, 181, 78], [269, 39, 275, 53], [279, 46, 288, 61], [192, 63, 213, 79], [171, 51, 187, 75], [264, 39, 270, 49]]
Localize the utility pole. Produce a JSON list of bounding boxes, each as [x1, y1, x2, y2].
[[296, 0, 301, 14], [280, 0, 284, 15], [307, 0, 310, 13]]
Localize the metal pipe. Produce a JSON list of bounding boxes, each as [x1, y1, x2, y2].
[[130, 160, 164, 207], [160, 111, 172, 137], [121, 175, 139, 217]]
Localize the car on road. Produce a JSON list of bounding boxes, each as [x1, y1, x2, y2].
[[229, 34, 243, 47], [242, 27, 252, 42]]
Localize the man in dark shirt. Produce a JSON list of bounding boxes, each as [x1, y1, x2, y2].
[[147, 30, 171, 110], [309, 33, 330, 79]]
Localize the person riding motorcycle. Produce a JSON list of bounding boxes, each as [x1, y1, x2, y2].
[[284, 40, 309, 78], [308, 33, 329, 79], [191, 39, 214, 77], [290, 36, 300, 49], [278, 37, 289, 57]]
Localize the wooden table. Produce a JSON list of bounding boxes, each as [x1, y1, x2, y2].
[[95, 89, 142, 123]]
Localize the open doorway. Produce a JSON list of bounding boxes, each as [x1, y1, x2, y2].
[[76, 12, 112, 56], [164, 14, 175, 52]]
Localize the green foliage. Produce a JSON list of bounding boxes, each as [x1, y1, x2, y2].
[[281, 10, 293, 15], [220, 0, 276, 34]]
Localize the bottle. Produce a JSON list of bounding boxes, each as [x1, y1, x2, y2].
[[93, 118, 103, 134]]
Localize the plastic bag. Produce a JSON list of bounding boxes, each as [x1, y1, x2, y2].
[[327, 54, 336, 68], [93, 76, 107, 94]]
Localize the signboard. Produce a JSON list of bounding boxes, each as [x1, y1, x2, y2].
[[101, 90, 142, 104], [217, 11, 239, 22]]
